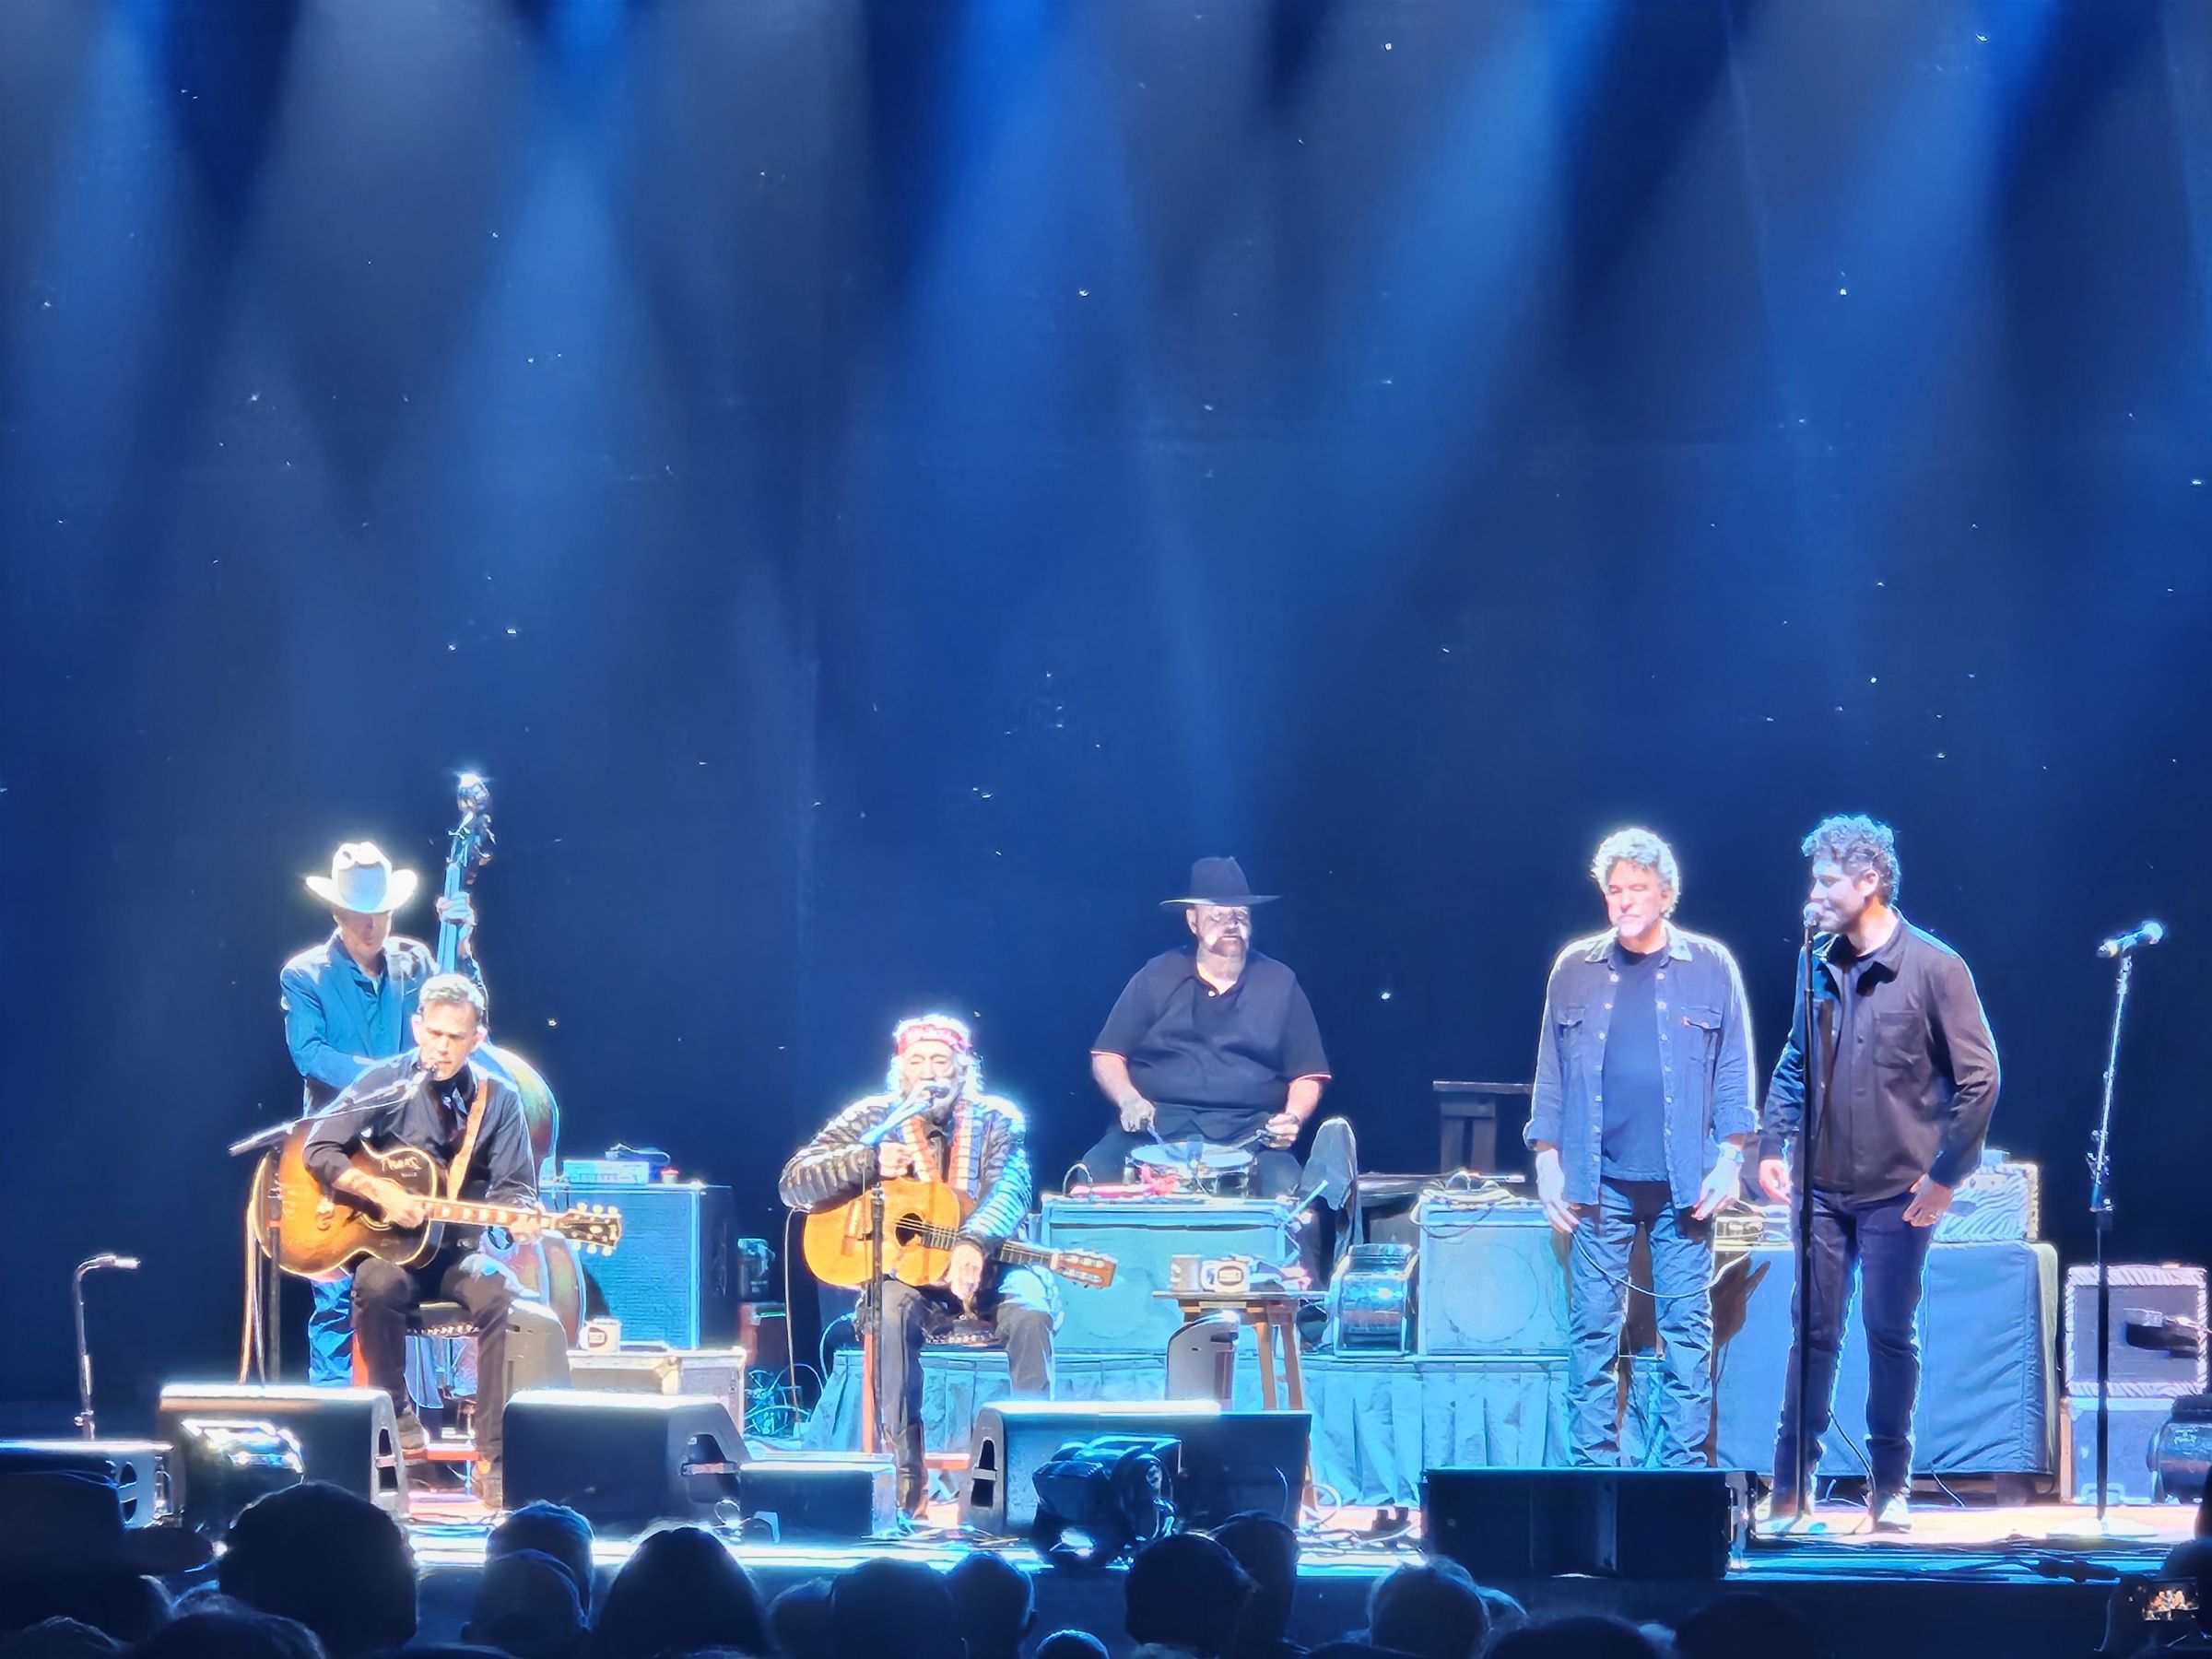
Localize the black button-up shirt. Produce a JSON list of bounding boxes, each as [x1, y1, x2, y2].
[[1759, 913, 2001, 1202], [304, 1051, 536, 1248], [1093, 949, 1331, 1114]]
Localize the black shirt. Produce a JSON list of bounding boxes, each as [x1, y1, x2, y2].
[[1600, 943, 1667, 1182], [1094, 949, 1331, 1113], [303, 1051, 536, 1248], [1759, 912, 2003, 1202]]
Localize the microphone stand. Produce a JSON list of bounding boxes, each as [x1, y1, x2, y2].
[[1789, 921, 1823, 1524], [854, 1087, 938, 1471], [2086, 952, 2140, 1535], [229, 1074, 421, 1383], [73, 1257, 135, 1438]]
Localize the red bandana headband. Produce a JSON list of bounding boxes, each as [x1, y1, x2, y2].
[[895, 1016, 973, 1056]]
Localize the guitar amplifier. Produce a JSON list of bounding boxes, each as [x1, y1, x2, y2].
[[1936, 1151, 2041, 1242], [547, 1178, 735, 1347], [1416, 1193, 1571, 1357], [2065, 1264, 2208, 1398]]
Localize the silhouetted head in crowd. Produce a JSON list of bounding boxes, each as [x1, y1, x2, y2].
[[0, 1471, 195, 1643], [1477, 1587, 1529, 1649], [488, 1503, 596, 1616], [587, 1526, 767, 1659], [828, 1559, 962, 1659], [1672, 1593, 1825, 1659], [1124, 1533, 1255, 1659], [1033, 1633, 1109, 1659], [465, 1549, 585, 1659], [945, 1552, 1032, 1659], [1210, 1513, 1300, 1659], [0, 1620, 118, 1659], [766, 1579, 834, 1659], [218, 1484, 415, 1659], [129, 1608, 326, 1659], [1363, 1560, 1489, 1659], [1488, 1618, 1662, 1659]]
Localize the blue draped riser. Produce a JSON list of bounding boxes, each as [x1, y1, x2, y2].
[[801, 1241, 2056, 1508]]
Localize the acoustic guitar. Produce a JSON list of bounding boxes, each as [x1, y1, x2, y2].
[[253, 1124, 622, 1281], [803, 1178, 1115, 1291]]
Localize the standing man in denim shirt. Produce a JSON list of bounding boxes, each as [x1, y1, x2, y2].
[[280, 841, 437, 1384], [1527, 829, 1757, 1468], [1757, 816, 1999, 1534]]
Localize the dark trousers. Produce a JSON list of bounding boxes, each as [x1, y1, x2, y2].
[[1077, 1104, 1301, 1196], [1771, 1187, 1936, 1502], [877, 1271, 1055, 1512], [353, 1247, 522, 1463]]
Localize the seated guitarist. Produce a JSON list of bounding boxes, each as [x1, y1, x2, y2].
[[779, 1014, 1058, 1517], [304, 972, 545, 1510]]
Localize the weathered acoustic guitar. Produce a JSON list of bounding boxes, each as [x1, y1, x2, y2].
[[802, 1177, 1115, 1291], [253, 1124, 622, 1281]]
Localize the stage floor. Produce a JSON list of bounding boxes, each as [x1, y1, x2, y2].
[[404, 1491, 2195, 1659]]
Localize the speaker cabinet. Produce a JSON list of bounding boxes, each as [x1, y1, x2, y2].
[[1416, 1197, 1570, 1356], [0, 1440, 172, 1525], [960, 1401, 1310, 1533], [737, 1454, 899, 1541], [157, 1383, 403, 1513], [503, 1390, 744, 1532], [547, 1181, 735, 1347], [1423, 1467, 1752, 1580]]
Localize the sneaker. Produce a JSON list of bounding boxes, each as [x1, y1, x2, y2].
[[474, 1458, 504, 1512], [393, 1408, 428, 1458], [1869, 1491, 1912, 1533]]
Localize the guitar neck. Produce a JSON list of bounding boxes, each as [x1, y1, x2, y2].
[[908, 1224, 1053, 1272], [421, 1196, 534, 1230]]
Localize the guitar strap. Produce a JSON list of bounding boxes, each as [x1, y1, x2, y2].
[[445, 1076, 492, 1200]]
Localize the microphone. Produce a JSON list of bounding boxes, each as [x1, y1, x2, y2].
[[1802, 903, 1821, 933], [76, 1254, 139, 1274], [2097, 921, 2166, 959]]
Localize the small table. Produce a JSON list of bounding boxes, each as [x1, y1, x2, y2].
[[1153, 1289, 1320, 1412]]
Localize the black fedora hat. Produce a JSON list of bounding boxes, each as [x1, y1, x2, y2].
[[1160, 856, 1278, 909]]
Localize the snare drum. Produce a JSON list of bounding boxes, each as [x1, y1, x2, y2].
[[1127, 1141, 1255, 1196]]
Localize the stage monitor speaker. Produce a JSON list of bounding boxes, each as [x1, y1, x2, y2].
[[961, 1401, 1309, 1534], [1423, 1467, 1752, 1581], [0, 1440, 172, 1525], [737, 1454, 898, 1541], [157, 1383, 403, 1514], [504, 1389, 744, 1533], [547, 1179, 735, 1347]]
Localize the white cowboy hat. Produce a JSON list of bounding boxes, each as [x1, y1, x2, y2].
[[304, 841, 419, 914]]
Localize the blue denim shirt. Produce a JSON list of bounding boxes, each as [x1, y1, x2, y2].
[[1525, 924, 1759, 1209], [280, 932, 439, 1111]]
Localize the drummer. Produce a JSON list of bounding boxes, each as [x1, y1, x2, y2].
[[1080, 856, 1332, 1197]]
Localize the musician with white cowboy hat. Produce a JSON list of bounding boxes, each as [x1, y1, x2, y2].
[[1082, 856, 1332, 1198], [280, 840, 478, 1385]]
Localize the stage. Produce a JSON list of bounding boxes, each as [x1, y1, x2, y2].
[[394, 1486, 2194, 1659]]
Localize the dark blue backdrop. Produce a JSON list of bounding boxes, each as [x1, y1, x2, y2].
[[3, 0, 2207, 1414]]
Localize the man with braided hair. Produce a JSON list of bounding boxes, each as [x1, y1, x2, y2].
[[781, 1015, 1058, 1514]]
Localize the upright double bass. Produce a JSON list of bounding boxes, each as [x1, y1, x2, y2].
[[437, 773, 583, 1335]]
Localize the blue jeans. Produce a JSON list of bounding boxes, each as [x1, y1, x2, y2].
[[1568, 1178, 1714, 1466], [1771, 1187, 1936, 1501], [309, 1275, 354, 1386]]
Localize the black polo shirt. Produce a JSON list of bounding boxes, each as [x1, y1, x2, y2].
[[1093, 948, 1331, 1113]]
